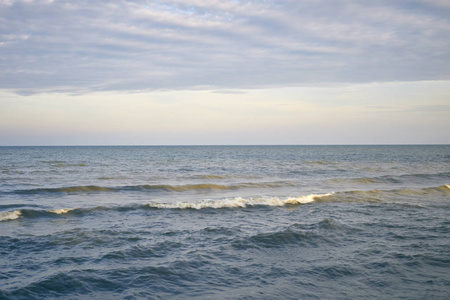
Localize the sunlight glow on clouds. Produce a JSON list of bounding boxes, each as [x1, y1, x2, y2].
[[0, 0, 449, 144], [1, 81, 449, 145]]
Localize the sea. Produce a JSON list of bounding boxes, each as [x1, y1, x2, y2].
[[0, 145, 449, 299]]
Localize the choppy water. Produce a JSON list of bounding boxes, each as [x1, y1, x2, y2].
[[1, 145, 449, 299]]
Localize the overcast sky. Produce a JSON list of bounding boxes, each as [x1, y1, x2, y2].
[[1, 0, 449, 145]]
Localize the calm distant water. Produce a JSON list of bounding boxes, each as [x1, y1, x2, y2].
[[1, 145, 449, 299]]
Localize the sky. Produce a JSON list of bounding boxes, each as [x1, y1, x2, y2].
[[0, 0, 449, 145]]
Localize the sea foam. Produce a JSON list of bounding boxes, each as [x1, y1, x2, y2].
[[0, 210, 22, 221], [146, 193, 333, 210], [49, 208, 75, 214]]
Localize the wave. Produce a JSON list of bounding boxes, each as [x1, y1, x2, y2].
[[39, 161, 87, 167], [193, 175, 228, 179], [313, 185, 450, 204], [12, 185, 114, 194], [11, 182, 294, 195], [49, 208, 76, 214], [53, 163, 87, 167], [2, 185, 448, 222], [306, 161, 335, 165], [326, 172, 450, 185], [377, 172, 450, 184], [351, 178, 378, 184], [0, 203, 41, 209], [232, 219, 351, 250], [0, 206, 104, 222], [432, 184, 450, 192], [326, 177, 378, 184], [145, 193, 333, 209], [0, 210, 22, 221], [98, 176, 130, 180], [0, 193, 332, 222]]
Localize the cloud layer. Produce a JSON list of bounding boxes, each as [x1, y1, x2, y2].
[[1, 0, 450, 94]]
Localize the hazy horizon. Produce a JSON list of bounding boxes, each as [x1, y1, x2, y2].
[[1, 143, 449, 147]]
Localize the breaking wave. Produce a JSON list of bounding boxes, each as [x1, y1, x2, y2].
[[2, 185, 448, 222], [0, 210, 22, 221], [0, 193, 332, 222], [49, 208, 76, 214], [145, 193, 333, 209]]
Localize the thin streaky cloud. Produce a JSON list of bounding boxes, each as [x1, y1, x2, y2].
[[0, 0, 449, 95]]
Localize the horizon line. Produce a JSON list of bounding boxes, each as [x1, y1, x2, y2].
[[0, 143, 448, 147]]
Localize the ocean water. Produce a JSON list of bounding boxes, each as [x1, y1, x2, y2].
[[0, 145, 449, 299]]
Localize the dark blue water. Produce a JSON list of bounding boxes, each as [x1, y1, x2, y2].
[[1, 145, 449, 299]]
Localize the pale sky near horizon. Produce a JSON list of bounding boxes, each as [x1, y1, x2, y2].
[[1, 0, 449, 145]]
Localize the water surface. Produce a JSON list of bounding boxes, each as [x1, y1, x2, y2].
[[1, 145, 449, 299]]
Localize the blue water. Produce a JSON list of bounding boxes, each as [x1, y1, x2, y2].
[[1, 145, 449, 299]]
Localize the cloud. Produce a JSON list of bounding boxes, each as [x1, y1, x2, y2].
[[1, 0, 449, 94], [410, 104, 450, 112], [1, 80, 449, 145], [366, 104, 450, 113], [211, 90, 247, 95]]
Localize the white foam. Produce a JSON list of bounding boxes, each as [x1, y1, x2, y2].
[[146, 193, 334, 210], [0, 210, 22, 221], [49, 208, 74, 214]]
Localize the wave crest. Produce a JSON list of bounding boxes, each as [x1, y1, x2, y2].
[[0, 210, 22, 221], [0, 193, 332, 221], [49, 208, 76, 214], [146, 193, 333, 210], [2, 185, 446, 221], [13, 182, 294, 195]]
